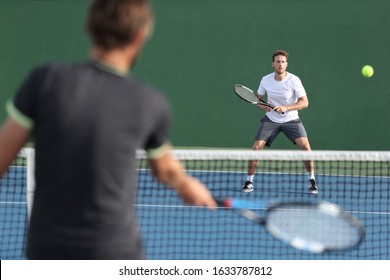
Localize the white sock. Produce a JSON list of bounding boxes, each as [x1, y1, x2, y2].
[[247, 174, 254, 182], [307, 172, 315, 180]]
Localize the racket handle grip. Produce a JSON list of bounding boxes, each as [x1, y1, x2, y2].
[[214, 197, 231, 207], [215, 197, 267, 210], [272, 108, 285, 114]]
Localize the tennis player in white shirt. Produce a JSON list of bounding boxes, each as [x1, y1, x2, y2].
[[241, 50, 318, 195]]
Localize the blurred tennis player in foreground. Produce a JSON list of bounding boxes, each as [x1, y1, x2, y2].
[[241, 50, 318, 195], [0, 0, 216, 259]]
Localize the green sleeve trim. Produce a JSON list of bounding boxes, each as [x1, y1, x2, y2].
[[6, 100, 34, 129], [147, 144, 170, 159], [91, 60, 129, 77]]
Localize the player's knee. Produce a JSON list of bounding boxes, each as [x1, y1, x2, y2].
[[295, 137, 311, 151], [301, 145, 311, 151], [299, 141, 311, 151], [252, 141, 265, 151]]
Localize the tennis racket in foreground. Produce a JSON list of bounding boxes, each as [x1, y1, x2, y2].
[[215, 197, 364, 253], [234, 84, 284, 114]]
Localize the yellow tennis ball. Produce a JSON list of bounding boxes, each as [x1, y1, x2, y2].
[[362, 65, 374, 78]]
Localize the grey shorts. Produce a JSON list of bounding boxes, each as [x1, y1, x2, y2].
[[254, 116, 308, 147]]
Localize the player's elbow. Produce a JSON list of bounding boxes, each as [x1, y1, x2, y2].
[[152, 164, 175, 185], [150, 156, 184, 186], [153, 167, 169, 184], [300, 98, 309, 109]]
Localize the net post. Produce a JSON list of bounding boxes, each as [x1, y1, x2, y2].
[[24, 147, 35, 221]]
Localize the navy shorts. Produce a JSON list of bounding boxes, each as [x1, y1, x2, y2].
[[254, 116, 308, 147]]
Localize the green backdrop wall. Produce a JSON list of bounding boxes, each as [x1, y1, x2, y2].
[[0, 0, 389, 150]]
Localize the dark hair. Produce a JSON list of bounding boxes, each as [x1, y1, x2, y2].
[[86, 0, 153, 50], [272, 50, 289, 62]]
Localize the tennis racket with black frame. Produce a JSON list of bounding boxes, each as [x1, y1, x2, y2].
[[215, 197, 365, 253], [234, 84, 284, 114]]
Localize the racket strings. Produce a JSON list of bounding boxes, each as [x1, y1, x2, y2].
[[235, 87, 258, 103], [266, 205, 363, 252]]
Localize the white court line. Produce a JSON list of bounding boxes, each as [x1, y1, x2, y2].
[[0, 202, 27, 205], [134, 204, 390, 216], [2, 201, 388, 216], [349, 210, 390, 216], [137, 168, 390, 179]]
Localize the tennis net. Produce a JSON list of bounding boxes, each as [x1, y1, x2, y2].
[[0, 148, 33, 259], [1, 148, 389, 259]]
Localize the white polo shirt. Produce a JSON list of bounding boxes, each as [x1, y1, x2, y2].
[[257, 72, 307, 123]]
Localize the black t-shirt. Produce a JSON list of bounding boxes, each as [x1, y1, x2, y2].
[[12, 61, 170, 259]]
